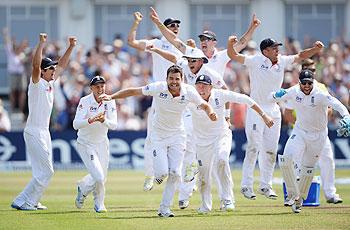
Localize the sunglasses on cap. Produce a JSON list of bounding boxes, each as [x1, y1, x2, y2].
[[168, 23, 180, 28], [187, 58, 201, 63], [300, 80, 313, 86]]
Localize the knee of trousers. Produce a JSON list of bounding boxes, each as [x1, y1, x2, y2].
[[244, 145, 258, 164], [34, 169, 54, 187], [168, 171, 181, 183]]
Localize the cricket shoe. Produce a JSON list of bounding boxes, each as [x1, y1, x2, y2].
[[75, 186, 87, 209], [11, 202, 37, 211], [179, 200, 189, 209], [326, 194, 343, 204], [197, 207, 210, 214], [220, 200, 235, 212], [184, 163, 199, 182], [241, 187, 256, 200], [158, 207, 174, 217], [94, 205, 107, 213], [257, 187, 278, 200], [292, 199, 303, 213], [143, 176, 154, 191], [35, 202, 48, 210]]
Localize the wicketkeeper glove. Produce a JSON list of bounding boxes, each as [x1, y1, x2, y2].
[[273, 88, 287, 99], [337, 115, 350, 137]]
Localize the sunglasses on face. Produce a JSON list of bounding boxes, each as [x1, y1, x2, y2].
[[199, 37, 212, 42], [168, 23, 180, 28], [300, 81, 313, 86], [187, 58, 200, 63]]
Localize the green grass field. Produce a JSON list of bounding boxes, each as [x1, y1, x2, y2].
[[0, 169, 349, 230]]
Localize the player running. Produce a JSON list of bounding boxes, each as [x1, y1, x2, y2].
[[73, 76, 117, 213]]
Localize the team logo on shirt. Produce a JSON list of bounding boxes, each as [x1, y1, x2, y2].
[[159, 92, 168, 99], [179, 95, 185, 104], [46, 86, 52, 92], [310, 96, 316, 107], [78, 103, 83, 111], [104, 104, 108, 111], [215, 98, 219, 106], [145, 85, 150, 91], [162, 44, 170, 50]]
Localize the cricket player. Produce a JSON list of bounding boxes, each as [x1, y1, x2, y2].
[[73, 76, 117, 213], [190, 74, 274, 213], [227, 35, 324, 200], [127, 11, 183, 191], [284, 59, 343, 204], [271, 69, 350, 213], [146, 44, 227, 209], [11, 33, 76, 211], [100, 65, 217, 217]]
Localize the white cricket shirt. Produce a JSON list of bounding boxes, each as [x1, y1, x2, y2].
[[205, 48, 231, 77], [275, 85, 350, 132], [189, 89, 254, 144], [142, 81, 205, 138], [25, 78, 54, 131], [244, 53, 295, 118], [73, 93, 118, 144], [147, 37, 183, 82]]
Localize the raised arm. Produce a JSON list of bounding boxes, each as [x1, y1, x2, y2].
[[127, 12, 148, 51], [149, 7, 186, 54], [55, 36, 77, 79], [32, 33, 47, 84], [146, 45, 178, 63], [293, 41, 324, 63], [227, 35, 245, 64], [233, 14, 261, 53]]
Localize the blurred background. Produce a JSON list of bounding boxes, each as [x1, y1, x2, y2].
[[0, 0, 349, 169]]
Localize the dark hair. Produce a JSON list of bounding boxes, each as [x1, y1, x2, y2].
[[166, 65, 183, 78], [301, 58, 315, 69]]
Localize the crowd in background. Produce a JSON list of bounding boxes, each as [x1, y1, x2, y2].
[[1, 29, 350, 132]]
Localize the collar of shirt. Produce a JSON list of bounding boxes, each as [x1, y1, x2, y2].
[[160, 82, 188, 98], [259, 53, 282, 67]]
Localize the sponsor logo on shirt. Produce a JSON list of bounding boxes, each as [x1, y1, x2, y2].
[[78, 104, 83, 110], [162, 44, 170, 50], [159, 92, 168, 99], [296, 95, 303, 103], [90, 106, 97, 112], [46, 86, 52, 92], [260, 64, 269, 70]]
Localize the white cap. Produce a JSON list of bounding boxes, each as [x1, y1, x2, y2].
[[182, 47, 208, 63]]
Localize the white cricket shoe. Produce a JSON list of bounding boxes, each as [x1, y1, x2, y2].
[[75, 186, 86, 209], [197, 207, 210, 214], [36, 202, 48, 210], [220, 200, 235, 212], [179, 200, 189, 209], [11, 202, 37, 211], [158, 207, 174, 217], [257, 187, 278, 200], [241, 187, 256, 200], [326, 194, 343, 204], [143, 176, 154, 191], [94, 205, 107, 213], [184, 163, 199, 182], [292, 199, 303, 213]]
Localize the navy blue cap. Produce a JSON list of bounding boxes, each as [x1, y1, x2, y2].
[[299, 69, 314, 82], [195, 74, 212, 85], [90, 76, 106, 86], [41, 57, 58, 70], [163, 18, 181, 27], [260, 38, 282, 52]]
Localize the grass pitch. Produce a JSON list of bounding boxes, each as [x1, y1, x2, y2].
[[0, 169, 349, 230]]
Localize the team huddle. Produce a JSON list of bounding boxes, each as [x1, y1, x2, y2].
[[10, 7, 350, 216]]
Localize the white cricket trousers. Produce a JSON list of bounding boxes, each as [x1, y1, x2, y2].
[[76, 139, 109, 209], [241, 110, 281, 189], [294, 136, 336, 198], [197, 130, 234, 211], [283, 127, 328, 198], [178, 112, 197, 201], [13, 130, 54, 207], [143, 103, 155, 177], [151, 132, 186, 210]]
